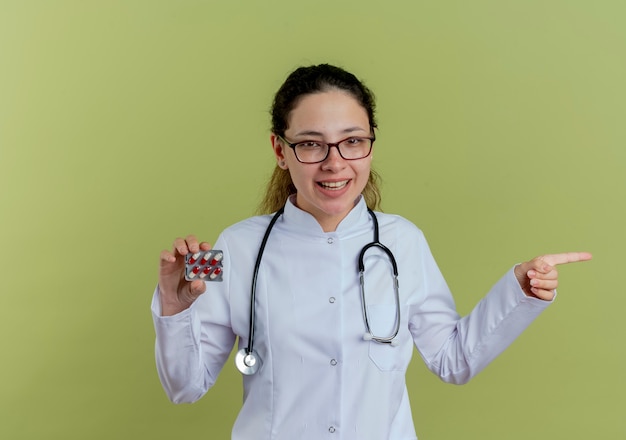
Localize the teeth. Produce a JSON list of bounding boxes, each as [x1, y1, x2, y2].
[[320, 180, 348, 189]]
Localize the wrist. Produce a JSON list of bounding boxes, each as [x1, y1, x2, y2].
[[158, 285, 191, 316]]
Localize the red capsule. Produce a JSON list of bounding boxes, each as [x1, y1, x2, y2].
[[188, 266, 201, 279], [199, 266, 211, 279], [209, 267, 222, 280], [210, 252, 223, 265]]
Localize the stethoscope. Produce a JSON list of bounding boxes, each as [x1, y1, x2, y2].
[[235, 206, 401, 375]]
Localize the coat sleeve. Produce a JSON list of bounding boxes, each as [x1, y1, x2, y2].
[[407, 230, 553, 384], [151, 236, 236, 403]]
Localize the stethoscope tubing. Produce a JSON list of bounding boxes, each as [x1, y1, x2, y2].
[[246, 206, 285, 356], [238, 205, 400, 375], [358, 240, 401, 344]]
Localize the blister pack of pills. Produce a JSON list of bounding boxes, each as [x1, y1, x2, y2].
[[184, 249, 224, 281]]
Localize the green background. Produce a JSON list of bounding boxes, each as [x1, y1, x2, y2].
[[1, 1, 623, 438]]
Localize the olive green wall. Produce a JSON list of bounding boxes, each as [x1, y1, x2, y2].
[[1, 1, 623, 439]]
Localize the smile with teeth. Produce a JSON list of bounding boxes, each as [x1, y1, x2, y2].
[[318, 180, 349, 190]]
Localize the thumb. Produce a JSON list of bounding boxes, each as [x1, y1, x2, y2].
[[532, 256, 554, 274], [515, 256, 553, 280], [184, 279, 207, 302], [190, 279, 207, 296]]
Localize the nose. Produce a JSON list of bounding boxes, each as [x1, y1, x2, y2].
[[321, 145, 346, 170]]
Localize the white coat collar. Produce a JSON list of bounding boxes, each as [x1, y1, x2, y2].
[[282, 194, 371, 237]]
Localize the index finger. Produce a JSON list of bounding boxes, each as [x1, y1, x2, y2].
[[542, 252, 593, 267]]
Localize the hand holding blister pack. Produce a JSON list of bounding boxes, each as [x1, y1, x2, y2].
[[184, 249, 224, 281]]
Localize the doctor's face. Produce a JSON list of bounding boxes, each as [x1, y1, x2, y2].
[[271, 89, 373, 232]]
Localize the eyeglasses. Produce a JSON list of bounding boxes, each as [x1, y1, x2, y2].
[[278, 135, 375, 164]]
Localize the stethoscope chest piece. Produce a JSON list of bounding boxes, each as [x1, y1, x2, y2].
[[235, 348, 261, 375]]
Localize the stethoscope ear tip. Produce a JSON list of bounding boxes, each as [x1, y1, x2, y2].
[[390, 338, 399, 347], [363, 332, 373, 341]]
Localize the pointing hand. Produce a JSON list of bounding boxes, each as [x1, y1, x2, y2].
[[514, 252, 593, 300]]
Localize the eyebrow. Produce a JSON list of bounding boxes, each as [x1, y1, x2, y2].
[[293, 126, 369, 138]]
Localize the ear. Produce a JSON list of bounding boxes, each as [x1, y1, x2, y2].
[[270, 134, 288, 169]]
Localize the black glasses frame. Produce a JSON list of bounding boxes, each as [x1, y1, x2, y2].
[[278, 135, 376, 164]]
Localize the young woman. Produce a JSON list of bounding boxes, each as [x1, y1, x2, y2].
[[152, 64, 591, 439]]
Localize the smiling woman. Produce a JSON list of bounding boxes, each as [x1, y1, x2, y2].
[[151, 64, 592, 440], [260, 64, 382, 219], [271, 89, 374, 232]]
